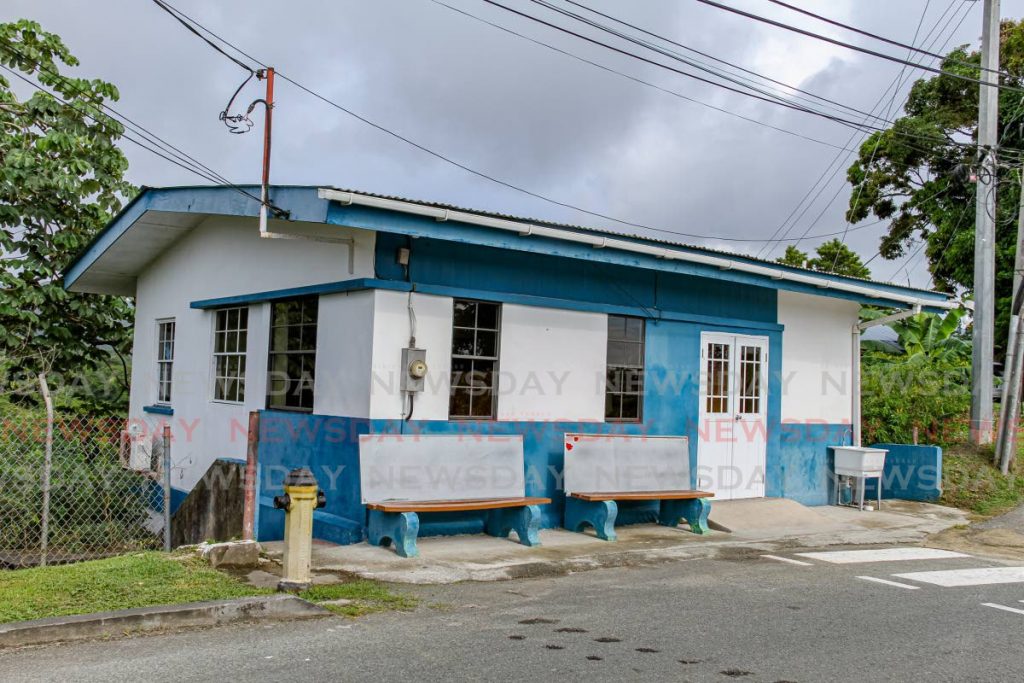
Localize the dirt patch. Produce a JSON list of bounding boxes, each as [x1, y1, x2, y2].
[[927, 526, 1024, 562]]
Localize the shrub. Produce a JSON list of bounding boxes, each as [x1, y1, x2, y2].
[[861, 353, 970, 446]]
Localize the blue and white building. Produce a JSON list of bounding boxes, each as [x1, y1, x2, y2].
[[65, 185, 955, 543]]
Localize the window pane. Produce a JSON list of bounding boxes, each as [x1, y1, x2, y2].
[[449, 388, 471, 417], [608, 341, 630, 366], [605, 316, 644, 421], [471, 390, 493, 418], [624, 317, 643, 341], [267, 299, 317, 411], [621, 394, 640, 420], [607, 315, 626, 340], [476, 303, 499, 330], [452, 328, 474, 356], [449, 299, 501, 419], [475, 330, 497, 358], [453, 300, 475, 327]]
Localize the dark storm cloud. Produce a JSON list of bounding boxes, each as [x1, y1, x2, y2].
[[3, 0, 1019, 286]]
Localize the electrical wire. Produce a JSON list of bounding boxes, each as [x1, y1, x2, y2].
[[756, 0, 971, 259], [696, 0, 1024, 96], [529, 0, 891, 126], [828, 0, 935, 270], [0, 63, 268, 208], [426, 0, 853, 151], [147, 0, 879, 245], [479, 0, 886, 131], [764, 0, 1014, 78], [0, 38, 249, 192], [561, 0, 889, 124], [493, 0, 996, 158]]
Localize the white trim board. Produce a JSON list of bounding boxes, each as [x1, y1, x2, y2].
[[794, 548, 969, 564], [893, 566, 1024, 587]]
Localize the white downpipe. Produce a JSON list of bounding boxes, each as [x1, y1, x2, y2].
[[318, 189, 957, 311], [851, 306, 921, 447]]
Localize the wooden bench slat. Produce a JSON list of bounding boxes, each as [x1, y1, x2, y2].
[[570, 490, 713, 502], [367, 496, 551, 513]]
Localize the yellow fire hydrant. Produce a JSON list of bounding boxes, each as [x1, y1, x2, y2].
[[273, 467, 326, 592]]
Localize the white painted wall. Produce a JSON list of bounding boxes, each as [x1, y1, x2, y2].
[[369, 290, 453, 420], [314, 291, 375, 419], [497, 304, 607, 421], [778, 291, 859, 424], [129, 215, 374, 491]]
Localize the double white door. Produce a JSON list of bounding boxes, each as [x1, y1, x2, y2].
[[697, 333, 768, 500]]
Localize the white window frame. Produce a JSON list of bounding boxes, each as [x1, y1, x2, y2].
[[211, 306, 249, 404], [156, 318, 175, 405]]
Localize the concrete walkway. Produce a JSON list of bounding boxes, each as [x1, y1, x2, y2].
[[260, 498, 968, 585]]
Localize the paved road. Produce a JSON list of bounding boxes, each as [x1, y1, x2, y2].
[[2, 544, 1023, 682]]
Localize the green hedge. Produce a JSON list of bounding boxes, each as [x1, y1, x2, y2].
[[861, 355, 970, 447]]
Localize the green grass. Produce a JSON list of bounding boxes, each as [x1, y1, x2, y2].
[[941, 444, 1024, 517], [0, 552, 419, 624], [299, 580, 418, 617], [0, 551, 270, 624]]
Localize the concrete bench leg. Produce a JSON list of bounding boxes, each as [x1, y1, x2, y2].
[[367, 510, 420, 558], [564, 497, 618, 541], [658, 498, 711, 535], [484, 505, 543, 547]]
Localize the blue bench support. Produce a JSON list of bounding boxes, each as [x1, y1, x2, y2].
[[367, 510, 420, 558], [658, 497, 711, 535], [484, 505, 543, 546], [564, 497, 618, 541]]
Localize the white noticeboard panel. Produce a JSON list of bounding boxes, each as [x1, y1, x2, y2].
[[359, 434, 526, 503], [563, 434, 690, 495]]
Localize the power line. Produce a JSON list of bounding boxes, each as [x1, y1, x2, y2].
[[0, 62, 270, 209], [495, 0, 997, 158], [765, 0, 1012, 78], [561, 0, 889, 124], [529, 0, 891, 126], [696, 0, 1024, 96], [478, 0, 886, 131], [756, 0, 972, 259], [147, 0, 871, 245], [0, 37, 248, 193], [426, 0, 853, 150]]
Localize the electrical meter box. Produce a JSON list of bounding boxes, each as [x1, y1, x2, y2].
[[401, 347, 427, 393]]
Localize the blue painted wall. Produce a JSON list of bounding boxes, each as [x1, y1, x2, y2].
[[375, 233, 778, 324], [247, 230, 850, 543], [862, 443, 942, 501]]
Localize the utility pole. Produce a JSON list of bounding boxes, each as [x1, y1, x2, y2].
[[258, 67, 275, 236], [970, 0, 1001, 445], [995, 173, 1024, 463]]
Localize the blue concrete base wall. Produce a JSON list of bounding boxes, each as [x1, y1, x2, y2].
[[775, 423, 852, 506], [253, 410, 851, 544], [862, 443, 942, 501]]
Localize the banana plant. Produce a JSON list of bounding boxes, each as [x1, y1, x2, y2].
[[861, 308, 970, 366]]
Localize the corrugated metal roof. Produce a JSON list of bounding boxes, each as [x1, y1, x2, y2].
[[317, 185, 947, 297]]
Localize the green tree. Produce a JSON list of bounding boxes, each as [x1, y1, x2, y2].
[[0, 20, 134, 408], [845, 20, 1024, 357], [776, 239, 871, 278], [777, 245, 809, 268]]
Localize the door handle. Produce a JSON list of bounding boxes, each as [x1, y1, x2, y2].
[[735, 415, 742, 421]]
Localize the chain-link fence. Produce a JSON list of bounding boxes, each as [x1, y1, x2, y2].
[[0, 414, 162, 568]]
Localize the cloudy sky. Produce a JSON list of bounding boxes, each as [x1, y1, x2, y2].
[[5, 0, 1021, 288]]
